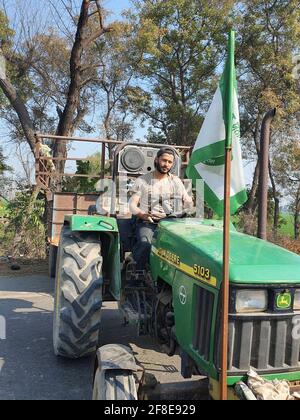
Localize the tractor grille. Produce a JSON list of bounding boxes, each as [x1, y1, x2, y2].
[[193, 286, 214, 361], [215, 315, 300, 374]]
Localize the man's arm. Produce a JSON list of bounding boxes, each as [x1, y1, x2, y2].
[[129, 192, 153, 222]]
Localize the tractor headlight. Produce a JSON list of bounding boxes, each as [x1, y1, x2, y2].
[[294, 290, 300, 311], [236, 290, 268, 313]]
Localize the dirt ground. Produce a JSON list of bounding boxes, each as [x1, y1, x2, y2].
[[0, 259, 48, 277]]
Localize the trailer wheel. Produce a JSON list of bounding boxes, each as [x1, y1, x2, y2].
[[93, 368, 138, 400], [53, 226, 103, 359]]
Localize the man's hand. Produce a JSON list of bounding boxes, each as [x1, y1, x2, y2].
[[137, 213, 153, 222], [129, 194, 154, 222]]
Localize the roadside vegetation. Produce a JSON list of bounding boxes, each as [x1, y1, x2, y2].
[[0, 191, 46, 259]]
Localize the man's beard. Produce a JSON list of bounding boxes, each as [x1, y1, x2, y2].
[[156, 162, 170, 174]]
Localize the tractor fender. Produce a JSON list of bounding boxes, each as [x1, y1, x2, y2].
[[96, 344, 138, 373]]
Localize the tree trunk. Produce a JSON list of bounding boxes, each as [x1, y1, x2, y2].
[[52, 0, 111, 187], [54, 0, 90, 176], [245, 159, 259, 215], [104, 110, 114, 159], [269, 161, 280, 238], [273, 196, 280, 237], [245, 117, 261, 216], [56, 1, 89, 138], [180, 113, 189, 146]]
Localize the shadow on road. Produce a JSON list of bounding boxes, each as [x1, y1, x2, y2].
[[100, 305, 181, 375]]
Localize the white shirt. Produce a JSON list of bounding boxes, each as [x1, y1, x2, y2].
[[131, 171, 193, 220]]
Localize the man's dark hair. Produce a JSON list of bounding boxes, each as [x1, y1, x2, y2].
[[156, 147, 176, 159]]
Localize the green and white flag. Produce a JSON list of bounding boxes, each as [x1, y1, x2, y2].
[[186, 56, 247, 217]]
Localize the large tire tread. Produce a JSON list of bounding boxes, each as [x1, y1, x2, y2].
[[53, 227, 103, 358]]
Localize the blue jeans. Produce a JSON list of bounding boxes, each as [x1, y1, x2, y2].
[[132, 222, 157, 270]]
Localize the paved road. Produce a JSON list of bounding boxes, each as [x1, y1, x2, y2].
[[0, 275, 206, 400]]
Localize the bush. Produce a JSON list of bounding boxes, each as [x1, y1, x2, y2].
[[275, 236, 300, 255], [0, 190, 46, 259]]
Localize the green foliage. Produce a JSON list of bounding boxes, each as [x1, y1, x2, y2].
[[237, 0, 300, 150], [7, 192, 44, 230], [279, 214, 294, 238], [0, 10, 14, 51], [62, 153, 102, 193], [0, 199, 7, 217], [91, 21, 136, 141], [0, 190, 46, 259], [0, 148, 11, 203], [0, 9, 13, 107], [0, 147, 10, 174], [0, 9, 33, 102], [128, 0, 234, 145], [229, 0, 300, 239]]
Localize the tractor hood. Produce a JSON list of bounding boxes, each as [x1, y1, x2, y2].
[[153, 219, 300, 286]]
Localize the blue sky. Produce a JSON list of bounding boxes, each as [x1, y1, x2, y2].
[[104, 0, 132, 18]]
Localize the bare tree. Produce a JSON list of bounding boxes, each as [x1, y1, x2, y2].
[[0, 0, 113, 177]]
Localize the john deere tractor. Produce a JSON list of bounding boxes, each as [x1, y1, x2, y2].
[[52, 142, 300, 400]]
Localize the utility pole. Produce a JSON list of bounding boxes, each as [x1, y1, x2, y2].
[[220, 30, 235, 402]]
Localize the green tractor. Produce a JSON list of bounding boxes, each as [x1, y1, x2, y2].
[[52, 142, 300, 400]]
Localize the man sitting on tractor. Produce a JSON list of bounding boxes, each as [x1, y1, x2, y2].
[[129, 147, 193, 270]]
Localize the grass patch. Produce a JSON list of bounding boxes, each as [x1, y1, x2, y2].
[[279, 214, 294, 238], [0, 200, 8, 217]]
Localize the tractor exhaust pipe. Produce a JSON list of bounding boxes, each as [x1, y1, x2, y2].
[[257, 108, 276, 240]]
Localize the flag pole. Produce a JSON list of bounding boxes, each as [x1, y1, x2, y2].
[[220, 30, 235, 401]]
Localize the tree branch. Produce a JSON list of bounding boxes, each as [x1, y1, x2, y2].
[[0, 76, 35, 153], [57, 0, 112, 138], [0, 193, 10, 202]]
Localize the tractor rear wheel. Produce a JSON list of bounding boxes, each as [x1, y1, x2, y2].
[[93, 368, 138, 400], [53, 226, 103, 358]]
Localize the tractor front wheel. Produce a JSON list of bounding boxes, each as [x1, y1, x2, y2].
[[53, 226, 103, 358]]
